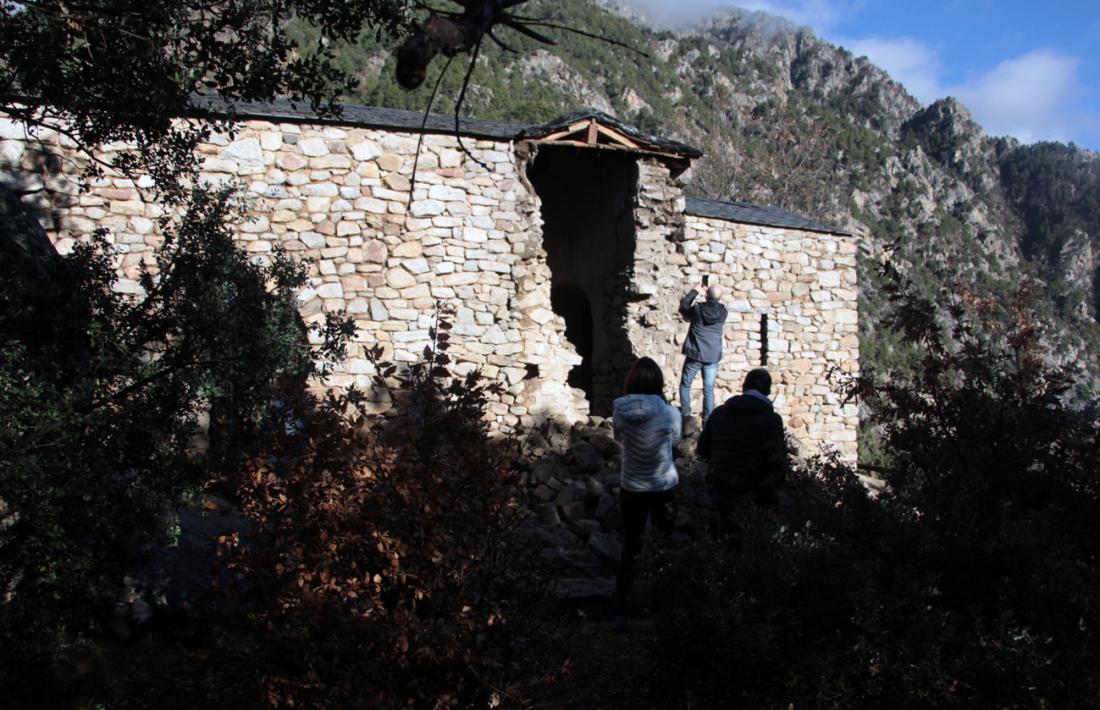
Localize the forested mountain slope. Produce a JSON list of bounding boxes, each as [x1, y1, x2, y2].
[[292, 0, 1100, 404]]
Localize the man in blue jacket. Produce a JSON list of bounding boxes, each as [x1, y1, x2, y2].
[[678, 282, 728, 422]]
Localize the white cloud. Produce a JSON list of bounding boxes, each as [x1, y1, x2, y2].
[[734, 0, 845, 29], [616, 0, 848, 31], [950, 50, 1083, 144], [612, 0, 722, 27], [838, 37, 1087, 145]]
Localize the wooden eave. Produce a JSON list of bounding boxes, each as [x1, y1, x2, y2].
[[523, 117, 692, 164]]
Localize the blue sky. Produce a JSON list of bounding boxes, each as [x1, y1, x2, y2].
[[620, 0, 1100, 150]]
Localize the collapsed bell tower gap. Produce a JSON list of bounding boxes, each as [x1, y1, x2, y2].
[[528, 146, 639, 416]]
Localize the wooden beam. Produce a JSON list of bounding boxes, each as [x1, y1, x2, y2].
[[585, 120, 598, 144], [529, 139, 687, 162], [533, 139, 601, 150], [530, 117, 684, 160], [595, 124, 641, 149], [538, 119, 600, 143], [539, 127, 579, 142]]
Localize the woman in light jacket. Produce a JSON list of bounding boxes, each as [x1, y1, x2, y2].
[[611, 356, 682, 629]]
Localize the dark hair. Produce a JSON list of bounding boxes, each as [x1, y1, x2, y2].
[[742, 367, 772, 396], [623, 357, 666, 400]]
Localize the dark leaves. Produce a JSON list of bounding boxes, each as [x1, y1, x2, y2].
[[0, 0, 414, 196], [653, 265, 1100, 708], [0, 182, 335, 703], [230, 303, 536, 707]]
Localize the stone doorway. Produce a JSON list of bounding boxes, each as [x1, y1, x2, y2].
[[528, 145, 639, 416]]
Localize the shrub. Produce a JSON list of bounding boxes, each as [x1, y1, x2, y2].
[[650, 267, 1100, 708], [227, 307, 542, 708], [0, 185, 347, 701]]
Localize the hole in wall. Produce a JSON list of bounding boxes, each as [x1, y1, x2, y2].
[[550, 283, 594, 400], [1093, 269, 1100, 324], [528, 145, 639, 416]]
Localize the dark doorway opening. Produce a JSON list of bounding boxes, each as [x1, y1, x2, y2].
[[551, 283, 594, 400], [528, 145, 638, 416]]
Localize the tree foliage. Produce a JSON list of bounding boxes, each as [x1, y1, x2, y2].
[[691, 96, 841, 218], [0, 184, 357, 697], [1000, 142, 1100, 321], [650, 266, 1100, 708], [220, 310, 541, 708], [1000, 142, 1100, 265], [0, 0, 412, 191], [292, 0, 679, 125]]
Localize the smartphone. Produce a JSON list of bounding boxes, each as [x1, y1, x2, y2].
[[702, 274, 709, 286]]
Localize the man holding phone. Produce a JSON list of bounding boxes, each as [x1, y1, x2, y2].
[[677, 277, 728, 422]]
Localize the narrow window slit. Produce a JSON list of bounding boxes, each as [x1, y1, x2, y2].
[[760, 313, 769, 366]]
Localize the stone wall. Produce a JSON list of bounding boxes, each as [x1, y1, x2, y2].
[[0, 112, 859, 459], [0, 115, 588, 430], [677, 214, 859, 459], [600, 158, 859, 460]]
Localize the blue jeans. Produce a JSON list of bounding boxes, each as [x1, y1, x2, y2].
[[679, 359, 718, 420]]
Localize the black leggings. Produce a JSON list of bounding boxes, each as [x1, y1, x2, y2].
[[613, 487, 677, 614]]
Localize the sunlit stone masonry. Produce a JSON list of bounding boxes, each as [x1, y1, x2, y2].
[[0, 101, 859, 460]]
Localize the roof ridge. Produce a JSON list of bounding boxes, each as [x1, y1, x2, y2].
[[685, 196, 850, 236], [190, 95, 702, 158]]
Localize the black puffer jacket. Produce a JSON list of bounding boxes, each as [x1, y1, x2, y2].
[[697, 393, 787, 505], [679, 290, 728, 364]]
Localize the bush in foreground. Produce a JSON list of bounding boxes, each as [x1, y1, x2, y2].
[[0, 186, 339, 703], [226, 312, 544, 708], [651, 271, 1100, 708]]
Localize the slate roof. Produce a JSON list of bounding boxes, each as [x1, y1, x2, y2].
[[191, 97, 703, 157], [189, 95, 527, 141], [190, 95, 842, 235], [685, 197, 851, 236]]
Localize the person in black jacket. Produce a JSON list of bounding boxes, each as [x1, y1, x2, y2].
[[677, 282, 728, 422], [697, 368, 789, 533]]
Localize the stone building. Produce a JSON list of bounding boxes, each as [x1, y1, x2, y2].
[[0, 101, 859, 460]]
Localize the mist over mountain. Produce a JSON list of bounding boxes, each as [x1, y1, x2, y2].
[[298, 0, 1100, 404]]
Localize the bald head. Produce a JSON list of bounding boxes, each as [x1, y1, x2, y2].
[[706, 284, 722, 301]]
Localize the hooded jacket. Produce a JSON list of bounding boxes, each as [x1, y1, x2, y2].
[[612, 393, 682, 493], [680, 289, 728, 364], [697, 391, 787, 504]]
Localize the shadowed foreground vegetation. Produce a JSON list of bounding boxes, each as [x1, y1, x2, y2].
[[2, 253, 1098, 707], [647, 269, 1100, 708]]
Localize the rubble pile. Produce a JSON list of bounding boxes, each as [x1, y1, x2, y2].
[[516, 416, 709, 601]]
